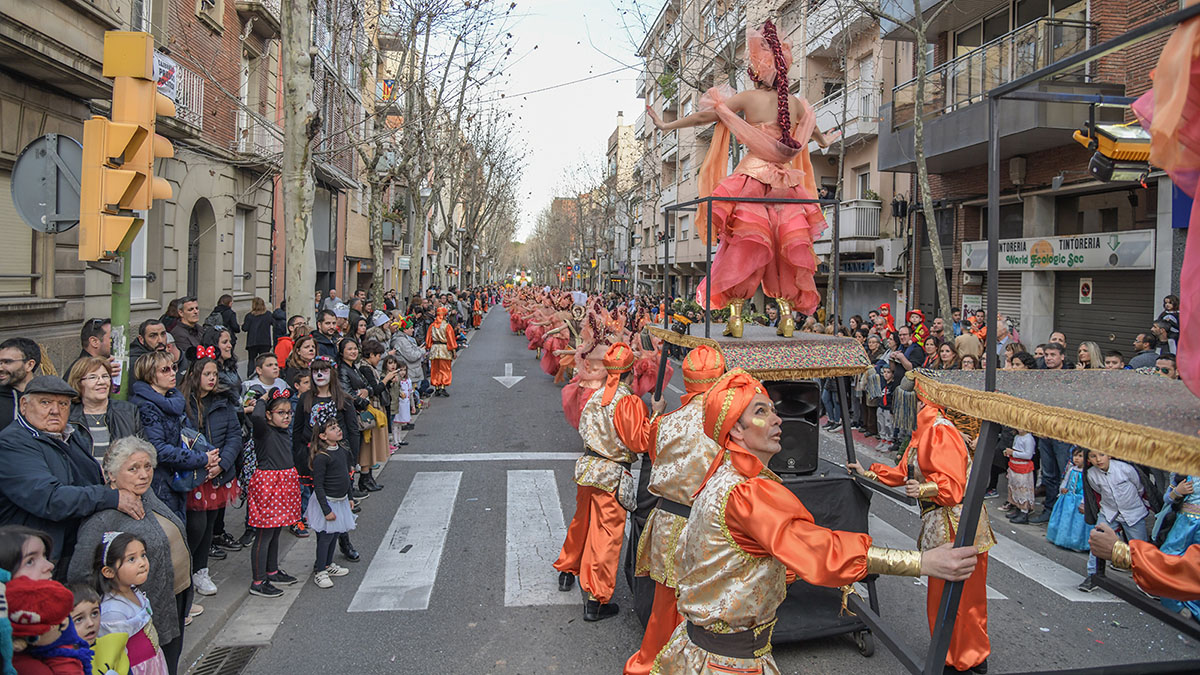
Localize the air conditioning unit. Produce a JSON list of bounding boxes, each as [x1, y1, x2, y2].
[[963, 273, 983, 286], [874, 238, 905, 274]]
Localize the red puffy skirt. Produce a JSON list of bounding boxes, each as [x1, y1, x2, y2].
[[187, 480, 240, 512], [247, 468, 302, 528]]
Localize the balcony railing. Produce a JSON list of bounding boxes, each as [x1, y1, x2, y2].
[[892, 18, 1096, 128], [660, 129, 677, 159], [811, 79, 879, 151], [234, 0, 281, 38], [807, 2, 873, 54], [174, 63, 204, 131], [660, 182, 678, 206], [237, 117, 282, 158], [815, 199, 882, 242]]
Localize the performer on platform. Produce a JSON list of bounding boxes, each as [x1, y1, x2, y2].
[[425, 306, 457, 397], [848, 389, 995, 674], [622, 345, 726, 675], [646, 20, 831, 338], [653, 369, 978, 674], [553, 343, 656, 621]]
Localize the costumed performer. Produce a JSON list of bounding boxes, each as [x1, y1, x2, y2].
[[652, 369, 978, 674], [622, 345, 725, 675], [631, 333, 674, 398], [553, 343, 656, 621], [646, 20, 831, 338], [426, 306, 457, 397], [1091, 525, 1200, 603], [847, 381, 995, 674]]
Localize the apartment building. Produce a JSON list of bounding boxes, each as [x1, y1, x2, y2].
[[877, 0, 1183, 349], [604, 112, 638, 291]]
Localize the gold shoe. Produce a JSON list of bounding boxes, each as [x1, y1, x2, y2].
[[775, 299, 795, 337], [723, 299, 745, 338]]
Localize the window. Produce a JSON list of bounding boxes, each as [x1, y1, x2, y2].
[[132, 0, 151, 31], [233, 209, 248, 292], [237, 53, 250, 152], [130, 220, 148, 300], [0, 171, 35, 297], [195, 0, 223, 33], [855, 167, 871, 199], [679, 214, 690, 241]]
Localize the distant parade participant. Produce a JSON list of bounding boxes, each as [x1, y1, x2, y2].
[[425, 306, 457, 397], [655, 369, 978, 674], [848, 391, 995, 674], [553, 343, 653, 622], [645, 20, 830, 338], [621, 345, 725, 675]]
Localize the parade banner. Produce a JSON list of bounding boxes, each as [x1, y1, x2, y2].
[[961, 229, 1155, 272]]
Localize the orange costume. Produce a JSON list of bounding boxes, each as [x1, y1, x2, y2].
[[1111, 540, 1200, 600], [554, 343, 651, 617], [653, 370, 926, 674], [472, 298, 482, 328], [622, 346, 726, 675], [425, 306, 457, 393], [863, 403, 994, 672]]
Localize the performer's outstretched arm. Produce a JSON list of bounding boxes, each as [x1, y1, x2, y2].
[[1092, 524, 1200, 600]]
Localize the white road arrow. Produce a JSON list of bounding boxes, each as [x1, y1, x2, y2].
[[493, 363, 525, 389]]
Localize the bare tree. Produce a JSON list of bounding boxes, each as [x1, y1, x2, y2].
[[282, 0, 319, 321]]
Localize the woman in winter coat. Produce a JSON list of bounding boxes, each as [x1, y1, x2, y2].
[[130, 350, 217, 520], [390, 319, 426, 405], [180, 357, 244, 597], [337, 338, 387, 491], [201, 326, 243, 399], [242, 297, 276, 377]]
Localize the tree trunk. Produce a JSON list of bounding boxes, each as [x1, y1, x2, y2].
[[911, 0, 954, 321], [282, 0, 316, 321]]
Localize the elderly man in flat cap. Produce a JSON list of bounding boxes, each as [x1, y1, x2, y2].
[[0, 375, 144, 575]]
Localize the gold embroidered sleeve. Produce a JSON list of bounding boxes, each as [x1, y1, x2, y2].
[[859, 470, 879, 483], [1111, 541, 1132, 571], [916, 481, 939, 500], [866, 546, 923, 577]]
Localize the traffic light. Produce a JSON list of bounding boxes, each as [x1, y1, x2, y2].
[[79, 31, 175, 261]]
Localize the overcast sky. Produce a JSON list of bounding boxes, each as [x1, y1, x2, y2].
[[495, 1, 645, 241]]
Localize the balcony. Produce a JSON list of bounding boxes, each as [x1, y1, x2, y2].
[[383, 216, 408, 245], [635, 111, 647, 140], [173, 63, 205, 133], [661, 130, 678, 161], [637, 71, 649, 99], [809, 80, 879, 155], [660, 182, 678, 208], [878, 18, 1114, 173], [237, 117, 282, 160], [234, 0, 281, 39], [813, 199, 882, 256], [704, 4, 744, 53], [807, 2, 875, 57]]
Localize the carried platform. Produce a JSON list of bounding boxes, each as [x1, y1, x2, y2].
[[648, 324, 870, 379]]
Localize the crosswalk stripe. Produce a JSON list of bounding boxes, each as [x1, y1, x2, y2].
[[505, 470, 578, 606], [868, 514, 1008, 600], [349, 471, 462, 612], [667, 384, 684, 394]]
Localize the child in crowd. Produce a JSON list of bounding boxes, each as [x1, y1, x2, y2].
[[306, 404, 356, 588], [0, 524, 56, 580], [68, 584, 101, 646], [874, 367, 895, 452], [1157, 474, 1200, 619], [94, 532, 168, 674], [247, 389, 303, 598], [9, 576, 92, 675], [1047, 447, 1090, 551], [380, 355, 404, 449], [1080, 451, 1150, 592], [391, 361, 414, 439], [1003, 430, 1037, 524]]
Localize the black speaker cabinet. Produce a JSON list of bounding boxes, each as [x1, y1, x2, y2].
[[763, 380, 821, 475]]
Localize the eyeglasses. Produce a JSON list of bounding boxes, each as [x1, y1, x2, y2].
[[1157, 367, 1173, 374], [158, 364, 178, 374], [270, 409, 294, 417], [82, 373, 112, 383]]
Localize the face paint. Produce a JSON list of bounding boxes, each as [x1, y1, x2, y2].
[[313, 371, 331, 387], [750, 417, 768, 428]]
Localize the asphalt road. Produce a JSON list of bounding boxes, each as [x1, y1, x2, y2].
[[229, 309, 1198, 675]]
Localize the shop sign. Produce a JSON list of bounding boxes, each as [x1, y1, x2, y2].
[[961, 229, 1155, 272], [1079, 278, 1092, 305], [962, 294, 982, 314]]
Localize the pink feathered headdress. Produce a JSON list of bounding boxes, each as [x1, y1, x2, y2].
[[746, 21, 793, 88]]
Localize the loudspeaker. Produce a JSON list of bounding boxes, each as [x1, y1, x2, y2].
[[763, 380, 820, 475]]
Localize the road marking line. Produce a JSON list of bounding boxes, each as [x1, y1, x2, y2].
[[214, 536, 315, 646], [505, 470, 577, 606], [349, 471, 462, 612], [390, 452, 580, 462], [868, 515, 1008, 600], [667, 384, 684, 394]]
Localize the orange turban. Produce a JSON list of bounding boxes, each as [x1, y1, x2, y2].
[[436, 306, 448, 319], [681, 345, 726, 403], [601, 342, 635, 406], [695, 369, 765, 494]]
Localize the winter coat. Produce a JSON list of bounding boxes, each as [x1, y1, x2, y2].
[[272, 307, 288, 342], [68, 399, 144, 444], [130, 380, 208, 518], [0, 383, 21, 431], [0, 416, 115, 566], [337, 359, 371, 411], [211, 304, 241, 342], [312, 331, 338, 359], [391, 333, 426, 388], [242, 311, 275, 349], [185, 392, 242, 487]]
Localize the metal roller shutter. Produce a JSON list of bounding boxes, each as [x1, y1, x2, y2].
[[981, 272, 1023, 334], [1053, 270, 1155, 353]]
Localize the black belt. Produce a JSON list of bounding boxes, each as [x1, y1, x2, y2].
[[583, 447, 631, 471], [655, 497, 691, 518], [686, 621, 774, 660]]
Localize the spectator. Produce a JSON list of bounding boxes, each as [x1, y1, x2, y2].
[[906, 309, 928, 345], [1152, 320, 1176, 356], [312, 310, 339, 359], [930, 317, 947, 341], [314, 290, 323, 314], [352, 317, 369, 344], [180, 357, 242, 598], [1003, 430, 1037, 524], [66, 437, 190, 671], [1156, 354, 1179, 380], [1050, 331, 1067, 348], [1008, 352, 1036, 370], [0, 337, 41, 430], [820, 376, 843, 432], [282, 335, 317, 387], [244, 353, 286, 396], [67, 318, 121, 384], [274, 315, 308, 366], [209, 294, 240, 349], [950, 308, 964, 337], [128, 319, 173, 378], [271, 299, 288, 344], [0, 525, 55, 579], [322, 289, 341, 313], [960, 354, 981, 370], [160, 299, 181, 333], [762, 304, 780, 327], [887, 325, 924, 380], [129, 351, 214, 521], [1040, 343, 1067, 370], [384, 290, 399, 312], [336, 339, 385, 493], [1079, 451, 1150, 592], [200, 326, 241, 398], [992, 315, 1014, 358], [242, 297, 275, 377], [1158, 294, 1180, 354], [1102, 350, 1126, 369], [0, 376, 136, 570], [348, 298, 364, 331], [170, 297, 203, 364], [390, 319, 426, 404], [67, 357, 143, 461], [1076, 341, 1103, 369], [934, 340, 960, 370], [955, 332, 984, 364], [1129, 333, 1161, 369], [919, 337, 941, 368]]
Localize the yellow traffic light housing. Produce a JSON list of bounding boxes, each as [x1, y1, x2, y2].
[[1072, 119, 1151, 183], [78, 31, 175, 261]]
